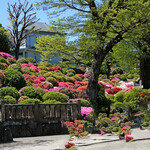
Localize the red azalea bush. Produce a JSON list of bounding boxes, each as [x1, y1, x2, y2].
[[65, 120, 88, 137]]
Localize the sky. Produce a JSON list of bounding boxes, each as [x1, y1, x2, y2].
[[0, 0, 49, 28]]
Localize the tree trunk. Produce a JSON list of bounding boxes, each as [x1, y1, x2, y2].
[[15, 44, 20, 60], [86, 50, 105, 101], [140, 48, 150, 89], [106, 62, 111, 79]]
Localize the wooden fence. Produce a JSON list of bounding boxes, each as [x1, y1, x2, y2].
[[0, 100, 81, 124]]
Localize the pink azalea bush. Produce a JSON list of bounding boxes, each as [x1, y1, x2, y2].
[[0, 52, 15, 59], [81, 107, 93, 116], [21, 63, 39, 72]]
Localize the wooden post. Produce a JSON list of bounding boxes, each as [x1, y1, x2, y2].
[[0, 100, 5, 142], [1, 100, 5, 122], [77, 100, 81, 120], [34, 101, 39, 122]]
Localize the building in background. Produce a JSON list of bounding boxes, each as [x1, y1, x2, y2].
[[19, 22, 62, 64]]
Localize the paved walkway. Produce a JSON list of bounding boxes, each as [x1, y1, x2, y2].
[[0, 128, 150, 150]]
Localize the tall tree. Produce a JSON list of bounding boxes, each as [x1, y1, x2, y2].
[[0, 24, 11, 53], [8, 0, 40, 59], [37, 0, 150, 105]]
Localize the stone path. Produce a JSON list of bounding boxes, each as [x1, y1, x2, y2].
[[0, 128, 150, 150]]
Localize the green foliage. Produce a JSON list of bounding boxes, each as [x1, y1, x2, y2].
[[20, 86, 45, 101], [7, 57, 16, 64], [91, 91, 111, 115], [111, 67, 124, 75], [38, 66, 49, 71], [0, 63, 6, 70], [19, 98, 42, 104], [43, 100, 61, 103], [0, 27, 11, 53], [3, 69, 26, 90], [80, 99, 91, 107], [114, 91, 126, 103], [59, 88, 76, 99], [39, 61, 52, 67], [17, 58, 28, 64], [0, 86, 20, 99], [26, 57, 36, 63], [8, 64, 21, 71], [21, 67, 32, 75], [142, 122, 149, 127], [72, 75, 82, 81], [65, 77, 75, 83], [0, 57, 9, 65], [46, 77, 58, 86], [42, 91, 69, 102], [3, 95, 17, 104], [106, 94, 114, 102]]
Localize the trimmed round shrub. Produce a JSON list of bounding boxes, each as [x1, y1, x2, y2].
[[55, 75, 66, 82], [59, 87, 76, 99], [0, 86, 20, 99], [80, 99, 91, 107], [8, 64, 21, 71], [62, 68, 68, 75], [4, 95, 17, 104], [46, 77, 58, 86], [18, 98, 42, 104], [72, 75, 82, 81], [19, 86, 45, 101], [3, 69, 26, 90], [43, 100, 61, 103], [26, 57, 36, 63], [36, 88, 46, 98], [43, 92, 69, 102], [21, 67, 32, 75], [66, 69, 76, 75], [0, 57, 9, 65], [17, 58, 28, 64], [7, 57, 16, 64], [65, 77, 74, 83], [67, 72, 74, 77], [0, 63, 6, 70], [39, 70, 48, 75]]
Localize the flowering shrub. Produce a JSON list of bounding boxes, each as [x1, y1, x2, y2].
[[18, 96, 29, 103], [65, 120, 88, 137], [0, 52, 15, 59], [81, 107, 93, 116], [76, 74, 84, 78], [21, 63, 39, 72]]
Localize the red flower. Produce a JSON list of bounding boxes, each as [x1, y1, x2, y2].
[[125, 134, 133, 142], [65, 141, 75, 148]]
